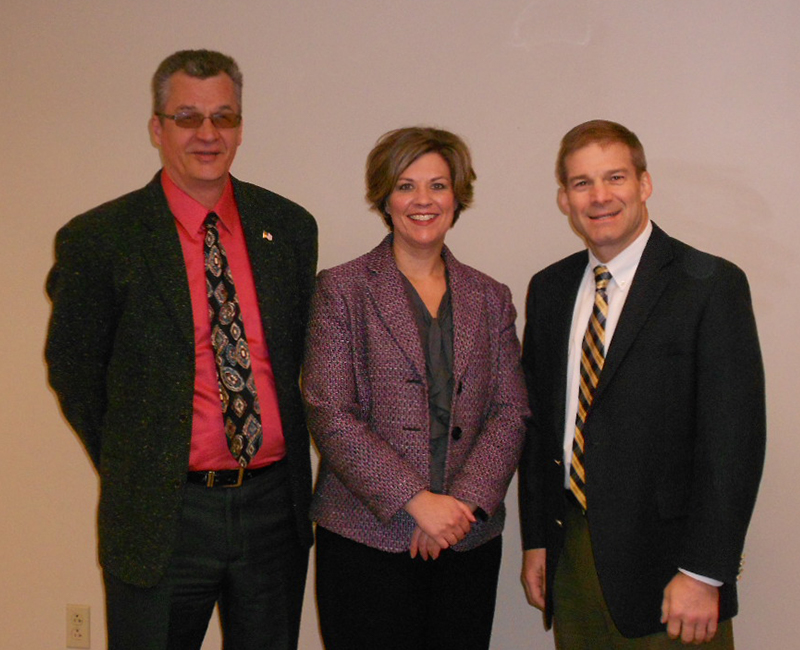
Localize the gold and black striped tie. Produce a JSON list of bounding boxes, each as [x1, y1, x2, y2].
[[570, 265, 612, 510]]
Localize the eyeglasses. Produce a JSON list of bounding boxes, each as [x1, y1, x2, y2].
[[155, 111, 242, 129]]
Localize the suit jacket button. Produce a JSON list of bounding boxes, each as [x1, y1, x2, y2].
[[555, 519, 563, 528], [451, 426, 462, 441]]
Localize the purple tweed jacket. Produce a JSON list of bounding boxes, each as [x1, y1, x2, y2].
[[303, 235, 529, 552]]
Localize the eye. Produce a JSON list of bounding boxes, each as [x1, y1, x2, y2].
[[396, 182, 414, 191], [431, 182, 449, 190], [210, 113, 242, 128], [173, 112, 205, 128]]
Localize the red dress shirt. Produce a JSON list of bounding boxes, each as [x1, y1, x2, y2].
[[162, 171, 285, 470]]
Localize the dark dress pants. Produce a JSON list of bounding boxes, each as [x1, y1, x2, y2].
[[315, 526, 502, 650], [104, 460, 308, 650]]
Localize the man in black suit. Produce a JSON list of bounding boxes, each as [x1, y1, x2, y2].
[[519, 120, 765, 648], [46, 50, 317, 650]]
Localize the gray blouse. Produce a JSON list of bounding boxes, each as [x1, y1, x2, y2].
[[400, 274, 454, 494]]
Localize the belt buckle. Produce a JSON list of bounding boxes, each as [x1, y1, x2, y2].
[[205, 467, 245, 488]]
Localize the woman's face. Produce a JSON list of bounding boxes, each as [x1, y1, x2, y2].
[[386, 152, 455, 255]]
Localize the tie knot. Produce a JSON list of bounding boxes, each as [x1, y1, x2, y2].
[[593, 265, 612, 291], [204, 212, 220, 230]]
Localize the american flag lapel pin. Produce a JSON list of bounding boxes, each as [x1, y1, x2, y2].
[[262, 231, 273, 241]]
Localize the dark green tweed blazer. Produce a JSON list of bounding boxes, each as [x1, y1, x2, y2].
[[46, 172, 317, 587]]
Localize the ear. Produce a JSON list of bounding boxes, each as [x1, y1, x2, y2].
[[639, 171, 653, 202], [149, 114, 163, 148], [556, 187, 569, 216]]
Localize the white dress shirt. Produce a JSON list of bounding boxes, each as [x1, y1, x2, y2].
[[561, 220, 721, 587], [562, 220, 652, 484]]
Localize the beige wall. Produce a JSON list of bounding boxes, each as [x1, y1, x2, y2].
[[3, 1, 797, 647]]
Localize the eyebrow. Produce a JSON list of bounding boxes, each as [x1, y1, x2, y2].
[[173, 104, 238, 112], [567, 168, 629, 183], [397, 175, 449, 183]]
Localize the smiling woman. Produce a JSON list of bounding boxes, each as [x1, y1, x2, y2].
[[386, 152, 456, 270], [301, 126, 530, 650]]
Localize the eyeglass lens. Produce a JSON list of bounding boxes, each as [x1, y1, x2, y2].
[[172, 113, 241, 129]]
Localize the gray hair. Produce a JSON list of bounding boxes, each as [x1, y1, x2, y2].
[[151, 49, 243, 115]]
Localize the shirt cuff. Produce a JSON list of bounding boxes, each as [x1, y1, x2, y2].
[[679, 568, 723, 587]]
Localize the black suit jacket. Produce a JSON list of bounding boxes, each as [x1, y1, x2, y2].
[[46, 172, 317, 587], [518, 223, 765, 637]]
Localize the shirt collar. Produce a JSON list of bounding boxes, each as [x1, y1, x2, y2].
[[161, 170, 239, 239], [587, 220, 653, 294]]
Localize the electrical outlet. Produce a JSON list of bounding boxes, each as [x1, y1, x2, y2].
[[66, 604, 90, 648]]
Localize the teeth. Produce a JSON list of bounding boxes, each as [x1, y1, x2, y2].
[[408, 214, 436, 222]]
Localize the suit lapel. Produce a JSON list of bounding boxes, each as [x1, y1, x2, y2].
[[553, 254, 588, 439], [139, 176, 195, 347], [365, 236, 426, 380], [235, 179, 284, 349], [446, 249, 481, 387], [593, 224, 674, 403]]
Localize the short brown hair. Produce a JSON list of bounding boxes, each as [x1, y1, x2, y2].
[[365, 127, 476, 229], [556, 120, 647, 187], [152, 49, 243, 115]]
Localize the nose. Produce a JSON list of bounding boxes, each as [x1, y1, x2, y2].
[[412, 187, 432, 205], [195, 116, 220, 140], [590, 182, 611, 203]]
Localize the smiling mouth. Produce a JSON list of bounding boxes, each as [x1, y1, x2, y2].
[[408, 213, 438, 222], [588, 210, 620, 220]]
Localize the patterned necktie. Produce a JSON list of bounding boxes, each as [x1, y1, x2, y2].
[[570, 265, 612, 510], [204, 212, 263, 467]]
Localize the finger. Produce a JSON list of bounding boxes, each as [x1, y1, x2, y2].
[[521, 575, 534, 607], [679, 622, 693, 644], [691, 620, 713, 645], [705, 619, 718, 643], [409, 527, 421, 559], [665, 614, 682, 641]]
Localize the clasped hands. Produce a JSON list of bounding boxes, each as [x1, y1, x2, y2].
[[404, 490, 476, 560]]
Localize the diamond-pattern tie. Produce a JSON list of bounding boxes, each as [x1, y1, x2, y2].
[[204, 212, 262, 467], [570, 265, 612, 510]]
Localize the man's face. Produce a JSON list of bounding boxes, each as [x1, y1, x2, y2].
[[150, 71, 242, 206], [557, 141, 652, 263]]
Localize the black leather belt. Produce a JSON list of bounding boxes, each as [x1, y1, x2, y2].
[[187, 459, 283, 488]]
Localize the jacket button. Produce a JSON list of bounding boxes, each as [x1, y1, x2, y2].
[[451, 426, 462, 441], [555, 519, 563, 528]]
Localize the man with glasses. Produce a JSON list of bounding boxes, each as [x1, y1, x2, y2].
[[46, 50, 317, 650]]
